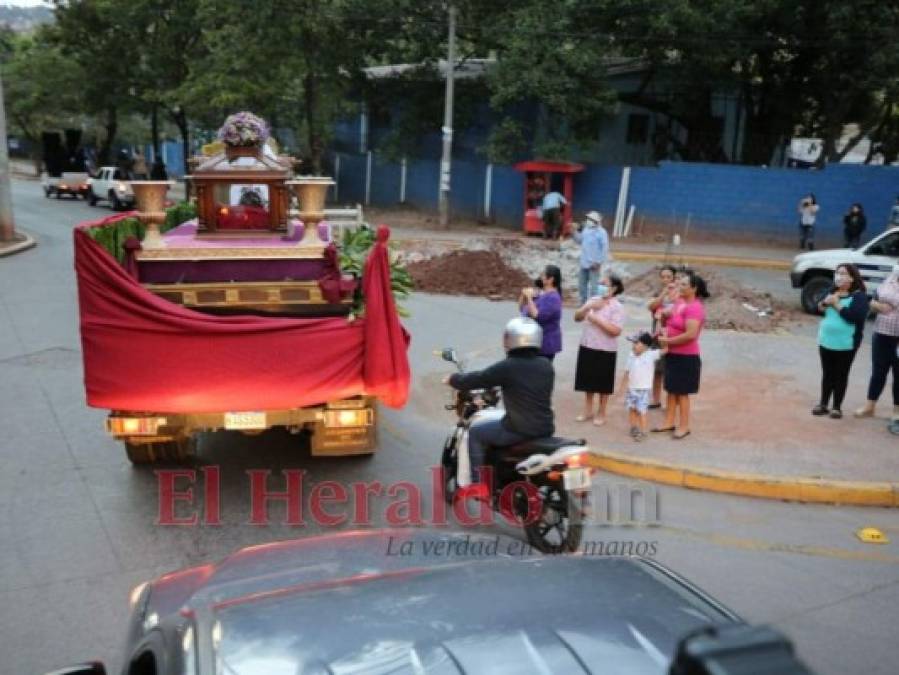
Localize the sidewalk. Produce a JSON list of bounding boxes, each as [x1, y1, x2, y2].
[[549, 306, 899, 506], [0, 231, 37, 258], [368, 208, 795, 270]]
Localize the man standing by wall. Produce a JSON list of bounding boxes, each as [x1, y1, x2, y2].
[[889, 195, 899, 230], [573, 210, 609, 304], [542, 188, 567, 240]]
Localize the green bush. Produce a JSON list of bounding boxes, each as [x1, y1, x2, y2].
[[85, 201, 196, 263], [340, 226, 413, 317], [84, 216, 146, 263], [163, 201, 197, 233]]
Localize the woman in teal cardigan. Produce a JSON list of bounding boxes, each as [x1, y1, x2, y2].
[[812, 264, 870, 418]]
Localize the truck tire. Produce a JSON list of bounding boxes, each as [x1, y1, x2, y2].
[[88, 190, 98, 206], [110, 191, 122, 211], [801, 276, 832, 315], [125, 437, 195, 465]]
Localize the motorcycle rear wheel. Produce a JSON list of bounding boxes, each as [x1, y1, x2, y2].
[[520, 482, 582, 554], [441, 436, 458, 505]]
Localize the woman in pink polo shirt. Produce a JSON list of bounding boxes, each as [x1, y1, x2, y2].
[[655, 272, 709, 439]]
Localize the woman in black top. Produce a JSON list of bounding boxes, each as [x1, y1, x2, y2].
[[843, 203, 867, 249]]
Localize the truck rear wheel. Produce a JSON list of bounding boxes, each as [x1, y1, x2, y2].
[[125, 437, 195, 465], [801, 275, 832, 315]]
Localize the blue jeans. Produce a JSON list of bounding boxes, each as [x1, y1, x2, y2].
[[578, 266, 600, 305], [867, 332, 899, 405], [799, 225, 815, 250], [468, 418, 529, 482]]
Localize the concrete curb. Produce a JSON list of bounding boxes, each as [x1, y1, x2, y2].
[[587, 449, 899, 507], [611, 250, 792, 271], [393, 237, 793, 271], [0, 231, 37, 258]]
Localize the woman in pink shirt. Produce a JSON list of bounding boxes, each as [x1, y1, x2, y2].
[[656, 272, 709, 439], [573, 275, 625, 426]]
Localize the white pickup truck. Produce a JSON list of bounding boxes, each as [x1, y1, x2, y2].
[[87, 166, 136, 210], [41, 172, 91, 199], [790, 227, 899, 313]]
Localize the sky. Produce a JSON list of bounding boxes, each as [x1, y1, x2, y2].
[[2, 1, 49, 7]]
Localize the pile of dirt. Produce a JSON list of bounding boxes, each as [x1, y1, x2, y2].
[[623, 268, 806, 333], [406, 249, 533, 300]]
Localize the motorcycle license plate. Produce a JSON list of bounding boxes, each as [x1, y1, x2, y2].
[[224, 411, 267, 430], [563, 468, 591, 491]]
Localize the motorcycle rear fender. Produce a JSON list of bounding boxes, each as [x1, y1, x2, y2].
[[516, 446, 593, 475]]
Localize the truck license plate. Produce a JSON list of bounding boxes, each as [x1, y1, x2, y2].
[[224, 412, 267, 430], [563, 468, 591, 491]]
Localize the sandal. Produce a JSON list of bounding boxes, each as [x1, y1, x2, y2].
[[651, 426, 675, 433], [575, 414, 593, 423], [811, 405, 828, 416], [648, 403, 662, 410], [593, 417, 606, 427], [673, 430, 691, 440]]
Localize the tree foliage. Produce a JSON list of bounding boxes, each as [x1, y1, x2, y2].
[[5, 0, 899, 168]]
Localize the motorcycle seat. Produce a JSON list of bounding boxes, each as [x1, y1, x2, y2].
[[495, 436, 586, 459]]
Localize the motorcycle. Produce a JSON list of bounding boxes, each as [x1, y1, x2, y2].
[[437, 348, 596, 554]]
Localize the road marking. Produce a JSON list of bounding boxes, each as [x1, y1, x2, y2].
[[654, 525, 899, 564]]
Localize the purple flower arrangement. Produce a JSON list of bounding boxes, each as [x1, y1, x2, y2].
[[217, 111, 270, 147]]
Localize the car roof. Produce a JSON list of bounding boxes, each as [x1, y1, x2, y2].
[[181, 530, 737, 674]]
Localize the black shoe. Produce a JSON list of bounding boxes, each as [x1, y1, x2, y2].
[[829, 409, 843, 419], [811, 404, 828, 416]]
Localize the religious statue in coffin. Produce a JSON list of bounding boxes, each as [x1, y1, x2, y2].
[[189, 112, 297, 234]]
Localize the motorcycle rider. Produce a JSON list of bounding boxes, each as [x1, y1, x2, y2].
[[444, 317, 555, 497]]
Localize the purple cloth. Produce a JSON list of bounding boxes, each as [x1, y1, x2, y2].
[[522, 290, 562, 356], [138, 259, 329, 284], [138, 219, 333, 283]]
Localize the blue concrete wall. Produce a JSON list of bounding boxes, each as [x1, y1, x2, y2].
[[625, 162, 899, 239], [331, 151, 899, 239]]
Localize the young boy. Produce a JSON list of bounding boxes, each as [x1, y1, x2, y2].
[[622, 332, 662, 441]]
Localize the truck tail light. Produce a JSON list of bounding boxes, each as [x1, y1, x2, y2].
[[323, 409, 373, 428], [327, 398, 368, 410], [107, 416, 167, 436]]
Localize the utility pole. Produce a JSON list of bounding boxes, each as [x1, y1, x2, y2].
[[437, 4, 457, 228], [0, 71, 16, 243]]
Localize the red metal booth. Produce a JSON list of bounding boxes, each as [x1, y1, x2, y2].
[[513, 160, 584, 237]]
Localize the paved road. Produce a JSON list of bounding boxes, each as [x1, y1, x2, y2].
[[1, 179, 898, 675]]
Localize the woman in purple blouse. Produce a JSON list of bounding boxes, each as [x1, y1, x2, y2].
[[520, 265, 563, 361]]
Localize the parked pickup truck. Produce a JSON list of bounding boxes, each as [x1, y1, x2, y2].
[[790, 227, 899, 313], [41, 171, 91, 199], [87, 166, 136, 210]]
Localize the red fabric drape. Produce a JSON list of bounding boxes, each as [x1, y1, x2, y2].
[[363, 226, 412, 408], [74, 215, 409, 413]]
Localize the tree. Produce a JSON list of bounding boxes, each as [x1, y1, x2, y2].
[[125, 0, 205, 178], [184, 0, 415, 174], [50, 0, 143, 164], [0, 28, 85, 171]]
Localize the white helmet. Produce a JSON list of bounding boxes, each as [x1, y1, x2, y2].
[[503, 317, 543, 352]]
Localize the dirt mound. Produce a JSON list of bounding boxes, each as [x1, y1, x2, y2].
[[623, 268, 805, 333], [406, 249, 533, 300]]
